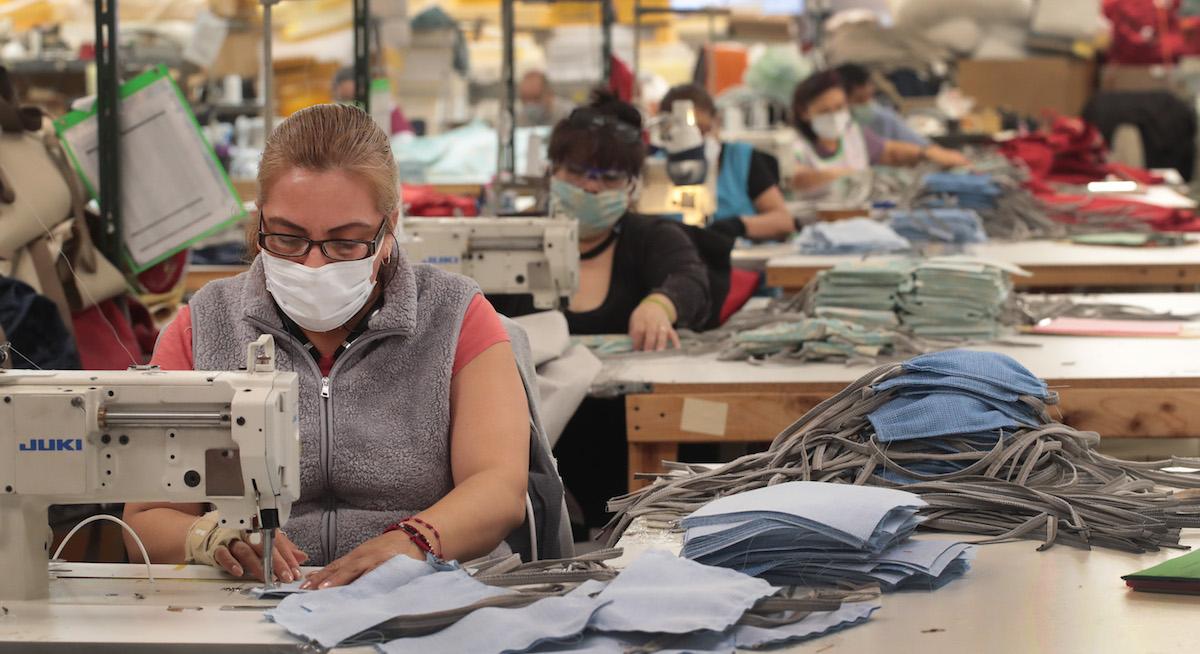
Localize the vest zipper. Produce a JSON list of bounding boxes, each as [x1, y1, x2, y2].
[[246, 317, 406, 565]]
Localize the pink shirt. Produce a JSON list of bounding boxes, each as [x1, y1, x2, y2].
[[152, 294, 509, 377]]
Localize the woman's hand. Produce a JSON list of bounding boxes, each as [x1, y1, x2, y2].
[[300, 532, 423, 590], [214, 530, 308, 584], [630, 294, 681, 352], [926, 146, 970, 169]]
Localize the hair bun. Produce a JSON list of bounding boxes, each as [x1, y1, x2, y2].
[[587, 86, 643, 131]]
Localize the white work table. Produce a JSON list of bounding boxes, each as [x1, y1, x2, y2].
[[614, 523, 1200, 654], [604, 294, 1200, 491], [764, 239, 1200, 291], [7, 529, 1197, 654]]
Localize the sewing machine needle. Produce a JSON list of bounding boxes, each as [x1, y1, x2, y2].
[[262, 529, 275, 589]]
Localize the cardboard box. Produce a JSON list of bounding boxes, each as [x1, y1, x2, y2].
[[957, 57, 1096, 118]]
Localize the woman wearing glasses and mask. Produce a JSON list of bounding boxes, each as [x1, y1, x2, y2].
[[495, 90, 711, 352], [493, 91, 711, 531], [791, 70, 968, 197], [123, 104, 532, 588]]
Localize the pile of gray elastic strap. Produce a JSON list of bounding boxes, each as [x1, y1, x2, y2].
[[604, 349, 1200, 553]]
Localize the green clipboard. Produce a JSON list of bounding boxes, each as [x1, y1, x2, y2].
[[53, 65, 246, 274]]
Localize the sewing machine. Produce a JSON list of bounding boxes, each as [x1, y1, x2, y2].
[[638, 99, 715, 227], [0, 335, 300, 601], [403, 217, 579, 310]]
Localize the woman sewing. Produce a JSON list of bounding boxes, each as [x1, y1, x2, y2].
[[492, 90, 713, 531], [658, 84, 795, 241], [791, 70, 969, 197], [124, 104, 531, 589], [493, 90, 712, 352]]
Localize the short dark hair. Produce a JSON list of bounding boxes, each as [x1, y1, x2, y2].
[[835, 63, 871, 92], [659, 84, 717, 116], [792, 70, 843, 144], [547, 88, 646, 178]]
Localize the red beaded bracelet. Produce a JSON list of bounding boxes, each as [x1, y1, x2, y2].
[[406, 517, 442, 556], [384, 519, 442, 559]]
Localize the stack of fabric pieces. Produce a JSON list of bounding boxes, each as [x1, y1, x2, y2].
[[866, 350, 1050, 484], [886, 208, 988, 245], [605, 350, 1200, 554], [795, 218, 911, 255], [731, 318, 897, 361], [919, 173, 1003, 210], [898, 259, 1014, 339], [812, 258, 1015, 341], [681, 482, 973, 591], [262, 549, 883, 654], [812, 259, 914, 312]]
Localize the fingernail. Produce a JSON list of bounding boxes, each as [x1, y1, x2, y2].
[[294, 568, 302, 578], [282, 571, 294, 583], [232, 566, 243, 576], [299, 580, 313, 590], [319, 581, 332, 589]]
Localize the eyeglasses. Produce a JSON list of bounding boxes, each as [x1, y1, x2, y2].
[[258, 212, 389, 261], [565, 109, 642, 145], [559, 162, 630, 185]]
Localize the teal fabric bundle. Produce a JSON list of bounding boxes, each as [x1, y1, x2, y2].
[[813, 258, 1013, 341]]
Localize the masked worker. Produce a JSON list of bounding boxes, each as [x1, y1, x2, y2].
[[791, 70, 968, 196], [658, 84, 795, 241], [124, 104, 532, 588], [836, 63, 929, 147]]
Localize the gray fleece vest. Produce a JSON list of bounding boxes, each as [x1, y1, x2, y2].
[[189, 252, 479, 565]]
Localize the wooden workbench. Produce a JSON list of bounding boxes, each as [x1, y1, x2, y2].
[[605, 294, 1200, 491], [764, 239, 1200, 291]]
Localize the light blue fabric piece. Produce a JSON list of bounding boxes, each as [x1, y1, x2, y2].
[[920, 173, 1001, 210], [394, 122, 550, 184], [683, 508, 923, 561], [589, 549, 776, 634], [531, 631, 735, 654], [887, 208, 987, 244], [376, 596, 605, 654], [733, 599, 881, 649], [797, 218, 912, 255], [867, 392, 1036, 443], [901, 350, 1048, 399], [875, 370, 1022, 402], [266, 556, 512, 648], [682, 482, 926, 550], [715, 141, 757, 222]]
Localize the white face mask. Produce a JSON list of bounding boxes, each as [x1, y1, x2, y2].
[[811, 109, 852, 141], [262, 252, 379, 333]]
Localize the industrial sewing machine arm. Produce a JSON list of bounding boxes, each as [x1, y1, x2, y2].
[[0, 335, 300, 600], [403, 216, 579, 310]]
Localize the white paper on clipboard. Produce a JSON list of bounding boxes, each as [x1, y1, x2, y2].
[[60, 74, 242, 270]]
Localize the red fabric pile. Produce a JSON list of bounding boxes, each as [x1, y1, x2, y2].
[[402, 184, 479, 217], [1000, 116, 1163, 186], [1000, 116, 1200, 232], [1104, 0, 1200, 64]]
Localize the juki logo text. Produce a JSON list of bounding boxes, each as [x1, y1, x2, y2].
[[18, 438, 84, 452]]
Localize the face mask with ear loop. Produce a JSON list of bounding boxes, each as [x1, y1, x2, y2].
[[262, 215, 395, 333]]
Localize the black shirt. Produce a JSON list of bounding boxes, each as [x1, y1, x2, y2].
[[491, 213, 711, 335], [721, 145, 781, 202]]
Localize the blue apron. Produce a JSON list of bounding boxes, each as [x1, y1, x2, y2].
[[714, 141, 757, 223]]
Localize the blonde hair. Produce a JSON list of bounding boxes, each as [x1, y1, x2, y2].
[[248, 104, 398, 252]]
